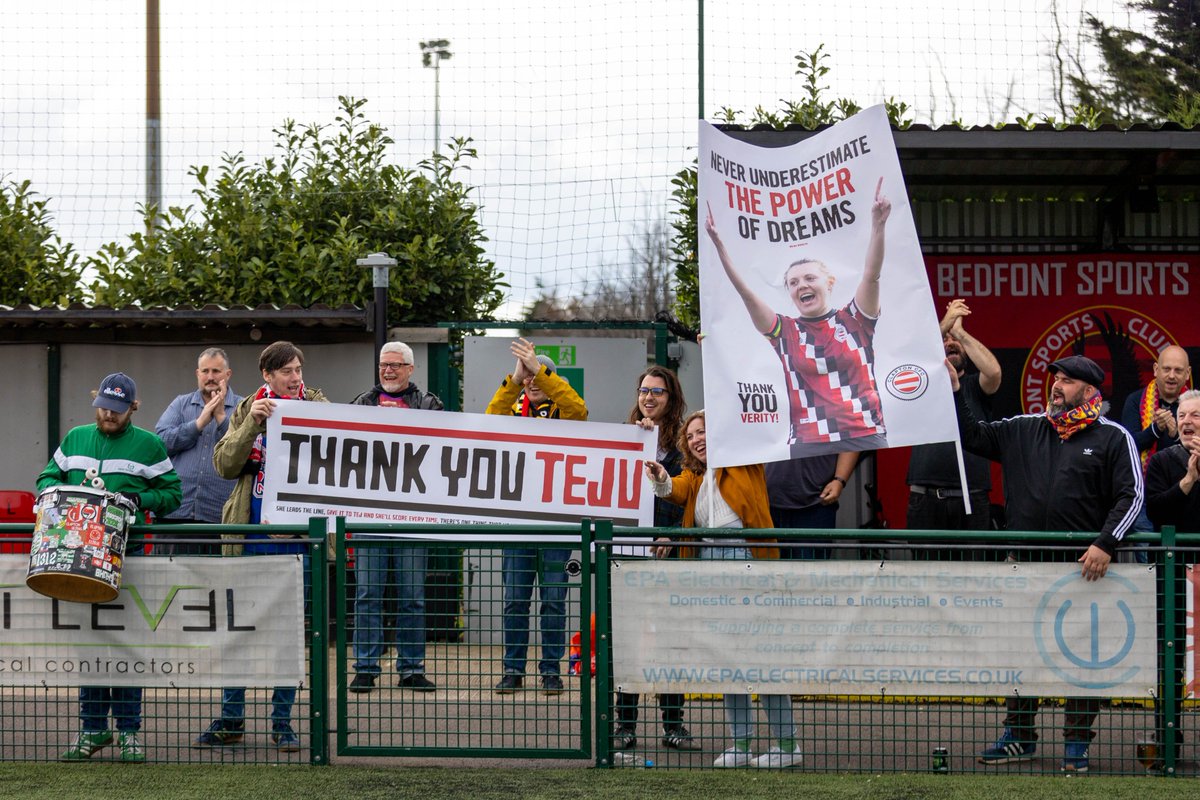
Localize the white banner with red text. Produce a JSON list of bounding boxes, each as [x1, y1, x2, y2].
[[262, 401, 656, 528], [699, 106, 957, 468]]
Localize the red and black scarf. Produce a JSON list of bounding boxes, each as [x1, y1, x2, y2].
[[248, 382, 306, 508]]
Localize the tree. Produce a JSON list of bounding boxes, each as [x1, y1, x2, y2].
[[1071, 1, 1200, 122], [526, 217, 676, 324], [0, 178, 83, 306], [88, 96, 504, 323]]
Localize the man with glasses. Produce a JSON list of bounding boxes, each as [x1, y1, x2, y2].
[[348, 342, 445, 693]]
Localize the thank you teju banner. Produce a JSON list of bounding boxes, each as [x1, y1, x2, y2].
[[262, 402, 656, 527], [699, 106, 956, 467], [613, 560, 1156, 697], [0, 556, 304, 687]]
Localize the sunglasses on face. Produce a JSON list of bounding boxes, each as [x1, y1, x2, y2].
[[638, 387, 668, 397]]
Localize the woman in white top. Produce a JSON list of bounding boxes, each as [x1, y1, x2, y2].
[[646, 410, 800, 769]]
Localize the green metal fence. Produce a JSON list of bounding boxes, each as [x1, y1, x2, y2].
[[1, 519, 1197, 777], [0, 518, 330, 765], [334, 522, 593, 760], [594, 523, 1199, 777]]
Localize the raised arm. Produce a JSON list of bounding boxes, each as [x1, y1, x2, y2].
[[943, 300, 1002, 396], [705, 202, 777, 334], [854, 177, 891, 318]]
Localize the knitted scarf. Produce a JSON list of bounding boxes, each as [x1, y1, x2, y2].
[[248, 382, 306, 523], [1138, 379, 1158, 471], [1047, 392, 1103, 441]]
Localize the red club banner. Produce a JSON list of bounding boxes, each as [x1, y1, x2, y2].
[[875, 253, 1197, 529]]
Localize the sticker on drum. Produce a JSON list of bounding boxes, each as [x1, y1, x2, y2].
[[26, 485, 135, 604]]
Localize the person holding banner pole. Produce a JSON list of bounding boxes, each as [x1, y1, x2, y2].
[[704, 180, 891, 456], [951, 355, 1141, 773], [348, 341, 444, 694], [611, 365, 700, 752], [906, 299, 1001, 538], [646, 411, 799, 769], [488, 339, 586, 695], [194, 341, 328, 753]]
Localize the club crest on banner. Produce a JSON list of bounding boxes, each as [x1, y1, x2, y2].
[[885, 365, 929, 400], [1020, 306, 1184, 414]]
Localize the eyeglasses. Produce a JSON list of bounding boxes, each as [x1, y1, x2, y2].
[[379, 362, 412, 372], [638, 387, 668, 397]]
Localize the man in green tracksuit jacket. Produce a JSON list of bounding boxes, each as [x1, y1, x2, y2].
[[37, 371, 181, 764]]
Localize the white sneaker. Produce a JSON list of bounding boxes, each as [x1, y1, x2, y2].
[[713, 746, 753, 768], [753, 744, 802, 768]]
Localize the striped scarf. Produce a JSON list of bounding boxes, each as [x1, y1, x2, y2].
[[248, 382, 306, 522], [1047, 392, 1103, 441], [1138, 380, 1159, 471]]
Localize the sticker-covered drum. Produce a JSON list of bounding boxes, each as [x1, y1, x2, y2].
[[25, 485, 135, 603]]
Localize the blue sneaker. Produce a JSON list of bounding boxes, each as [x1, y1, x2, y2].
[[1061, 742, 1089, 773], [192, 719, 244, 748], [978, 728, 1036, 764], [272, 727, 301, 753]]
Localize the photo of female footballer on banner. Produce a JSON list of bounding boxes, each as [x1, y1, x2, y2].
[[704, 176, 892, 456], [699, 106, 958, 469]]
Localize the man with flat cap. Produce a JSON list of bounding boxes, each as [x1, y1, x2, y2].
[[949, 354, 1142, 774]]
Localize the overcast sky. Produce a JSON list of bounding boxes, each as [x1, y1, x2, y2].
[[1, 0, 1141, 317]]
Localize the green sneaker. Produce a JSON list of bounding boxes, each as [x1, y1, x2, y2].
[[60, 730, 113, 761], [118, 731, 145, 763]]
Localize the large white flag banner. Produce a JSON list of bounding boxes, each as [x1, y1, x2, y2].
[[612, 560, 1157, 697], [699, 106, 957, 467], [0, 556, 304, 687], [262, 401, 656, 527]]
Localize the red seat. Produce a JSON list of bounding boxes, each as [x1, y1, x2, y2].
[[0, 490, 36, 554]]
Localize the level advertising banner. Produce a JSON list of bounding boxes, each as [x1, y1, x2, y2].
[[260, 401, 655, 527], [0, 556, 304, 687], [699, 106, 956, 468]]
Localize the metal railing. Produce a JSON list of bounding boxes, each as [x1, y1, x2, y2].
[[1, 519, 1195, 777]]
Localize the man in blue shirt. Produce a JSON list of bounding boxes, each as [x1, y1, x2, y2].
[[154, 348, 243, 553]]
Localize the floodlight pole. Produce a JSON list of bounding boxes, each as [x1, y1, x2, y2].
[[146, 0, 162, 224], [357, 252, 396, 377], [420, 39, 452, 152]]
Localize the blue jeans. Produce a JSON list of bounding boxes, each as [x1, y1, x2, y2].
[[770, 504, 836, 560], [353, 544, 427, 677], [220, 686, 295, 731], [80, 687, 141, 732], [501, 548, 569, 676], [220, 554, 309, 731], [699, 545, 794, 742]]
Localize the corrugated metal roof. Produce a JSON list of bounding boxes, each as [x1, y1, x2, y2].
[[0, 303, 370, 343], [717, 123, 1200, 203]]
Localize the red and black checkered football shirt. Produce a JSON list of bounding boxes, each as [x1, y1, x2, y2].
[[767, 300, 886, 445]]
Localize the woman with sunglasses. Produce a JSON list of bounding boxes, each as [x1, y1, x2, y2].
[[611, 366, 700, 753]]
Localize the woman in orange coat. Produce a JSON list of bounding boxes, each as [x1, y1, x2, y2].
[[645, 410, 800, 769]]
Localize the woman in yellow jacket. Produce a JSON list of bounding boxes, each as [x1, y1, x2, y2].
[[645, 410, 801, 769]]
